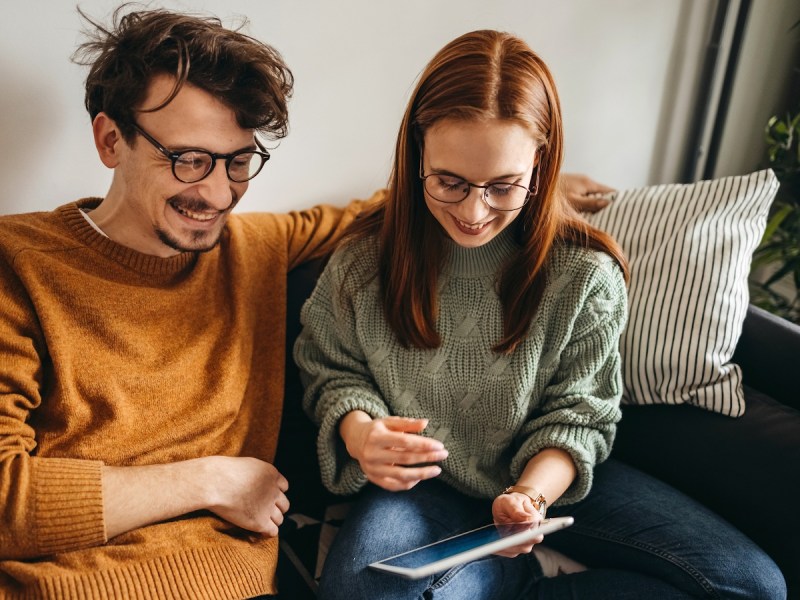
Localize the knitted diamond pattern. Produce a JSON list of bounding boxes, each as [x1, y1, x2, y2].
[[295, 230, 628, 505]]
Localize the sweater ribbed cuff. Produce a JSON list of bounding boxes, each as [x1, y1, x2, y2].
[[318, 390, 390, 495], [33, 458, 106, 554]]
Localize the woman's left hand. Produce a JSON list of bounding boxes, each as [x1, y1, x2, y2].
[[491, 493, 544, 557]]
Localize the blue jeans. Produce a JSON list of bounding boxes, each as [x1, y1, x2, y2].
[[318, 459, 786, 599]]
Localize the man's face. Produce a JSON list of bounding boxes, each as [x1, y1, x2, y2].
[[104, 74, 255, 257]]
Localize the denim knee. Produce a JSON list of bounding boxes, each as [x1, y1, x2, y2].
[[723, 548, 786, 600]]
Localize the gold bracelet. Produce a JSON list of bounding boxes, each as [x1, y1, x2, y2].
[[502, 485, 547, 518]]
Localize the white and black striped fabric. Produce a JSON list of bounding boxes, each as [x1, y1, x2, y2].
[[585, 170, 778, 417]]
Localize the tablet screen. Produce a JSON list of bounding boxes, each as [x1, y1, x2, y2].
[[368, 516, 574, 579]]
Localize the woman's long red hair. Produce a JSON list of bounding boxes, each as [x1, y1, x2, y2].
[[345, 30, 627, 354]]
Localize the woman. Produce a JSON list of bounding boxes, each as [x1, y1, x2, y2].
[[295, 30, 784, 599]]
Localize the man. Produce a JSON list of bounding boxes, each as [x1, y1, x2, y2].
[[0, 7, 363, 599]]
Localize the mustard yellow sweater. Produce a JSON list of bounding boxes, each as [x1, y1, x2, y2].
[[0, 197, 360, 599]]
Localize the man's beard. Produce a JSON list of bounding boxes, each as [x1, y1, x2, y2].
[[156, 192, 239, 253]]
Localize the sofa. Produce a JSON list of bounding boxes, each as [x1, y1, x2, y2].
[[276, 255, 800, 600], [275, 257, 800, 599]]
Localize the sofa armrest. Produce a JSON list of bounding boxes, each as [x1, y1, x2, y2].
[[732, 304, 800, 411], [613, 388, 800, 594]]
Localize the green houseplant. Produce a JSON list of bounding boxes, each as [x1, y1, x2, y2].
[[749, 110, 800, 323]]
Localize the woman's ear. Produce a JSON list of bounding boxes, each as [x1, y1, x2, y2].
[[92, 113, 124, 169], [531, 148, 543, 194]]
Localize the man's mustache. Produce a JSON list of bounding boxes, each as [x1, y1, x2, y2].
[[167, 193, 240, 213]]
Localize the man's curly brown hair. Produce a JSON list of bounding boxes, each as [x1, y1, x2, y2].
[[72, 4, 294, 143]]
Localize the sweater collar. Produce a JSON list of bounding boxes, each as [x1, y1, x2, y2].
[[443, 227, 519, 277], [59, 199, 199, 276]]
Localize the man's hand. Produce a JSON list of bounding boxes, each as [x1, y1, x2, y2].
[[102, 456, 290, 540], [205, 456, 289, 537], [339, 412, 448, 492], [491, 493, 543, 558], [561, 173, 616, 213]]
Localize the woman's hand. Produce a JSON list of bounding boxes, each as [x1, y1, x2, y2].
[[340, 413, 448, 491], [560, 172, 616, 213], [491, 492, 544, 557]]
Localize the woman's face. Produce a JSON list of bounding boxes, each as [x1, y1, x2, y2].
[[421, 118, 538, 248]]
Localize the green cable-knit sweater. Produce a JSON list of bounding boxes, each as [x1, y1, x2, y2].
[[295, 228, 628, 505]]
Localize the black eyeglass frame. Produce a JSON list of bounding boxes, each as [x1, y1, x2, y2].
[[132, 122, 270, 183], [418, 159, 537, 213]]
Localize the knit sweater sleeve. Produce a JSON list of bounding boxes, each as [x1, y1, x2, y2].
[[280, 191, 383, 270], [510, 254, 628, 505], [293, 241, 390, 495], [0, 256, 105, 560]]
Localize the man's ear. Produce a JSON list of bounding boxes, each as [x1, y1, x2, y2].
[[92, 113, 125, 168]]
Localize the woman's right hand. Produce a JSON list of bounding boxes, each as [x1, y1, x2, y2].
[[339, 412, 448, 491], [491, 492, 543, 557]]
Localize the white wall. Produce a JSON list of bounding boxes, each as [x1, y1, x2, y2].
[[1, 0, 708, 215], [714, 0, 800, 179]]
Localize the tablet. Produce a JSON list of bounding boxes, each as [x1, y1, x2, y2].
[[368, 516, 574, 579]]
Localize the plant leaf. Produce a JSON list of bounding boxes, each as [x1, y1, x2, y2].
[[764, 259, 799, 287], [760, 204, 794, 243]]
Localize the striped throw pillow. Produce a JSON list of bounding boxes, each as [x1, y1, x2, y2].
[[584, 170, 778, 416]]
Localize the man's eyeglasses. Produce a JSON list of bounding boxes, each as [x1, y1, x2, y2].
[[132, 123, 270, 183], [419, 161, 534, 212]]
